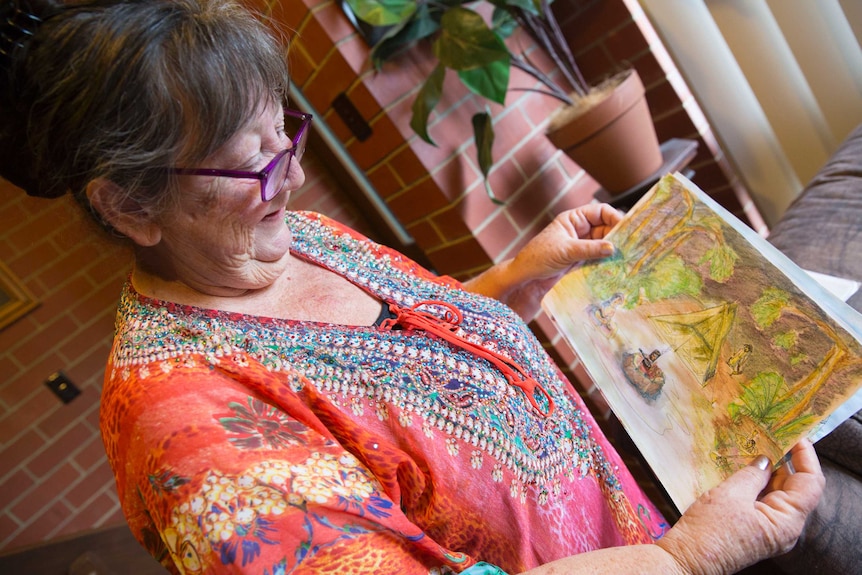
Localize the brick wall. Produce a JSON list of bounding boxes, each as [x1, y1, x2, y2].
[[0, 150, 371, 552]]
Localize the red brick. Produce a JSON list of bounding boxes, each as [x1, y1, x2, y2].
[[100, 505, 125, 528], [55, 492, 116, 538], [690, 161, 733, 195], [604, 21, 650, 63], [46, 209, 91, 245], [386, 179, 450, 226], [73, 434, 109, 474], [0, 313, 37, 359], [86, 249, 132, 286], [87, 409, 99, 429], [312, 0, 359, 46], [9, 315, 78, 372], [459, 183, 501, 232], [388, 148, 428, 190], [287, 43, 316, 90], [475, 213, 518, 261], [0, 469, 34, 510], [571, 360, 595, 395], [426, 237, 492, 277], [0, 389, 57, 447], [11, 462, 79, 520], [644, 78, 683, 117], [0, 512, 20, 543], [509, 166, 569, 230], [404, 219, 443, 252], [0, 430, 45, 471], [0, 237, 16, 262], [27, 275, 92, 327], [5, 202, 68, 253], [60, 313, 115, 366], [363, 51, 433, 111], [6, 240, 59, 283], [557, 0, 632, 51], [6, 499, 73, 549], [334, 35, 370, 77], [654, 107, 698, 143], [498, 225, 536, 263], [27, 422, 93, 479], [296, 8, 333, 65], [493, 108, 535, 156], [572, 44, 616, 87], [65, 341, 111, 391], [349, 114, 404, 172], [549, 177, 599, 214], [485, 157, 526, 206], [345, 81, 383, 122], [35, 243, 96, 293], [366, 164, 404, 199], [431, 154, 482, 204], [262, 0, 308, 33], [0, 200, 27, 236], [430, 208, 471, 243], [0, 354, 20, 384], [36, 386, 97, 440], [64, 459, 115, 509], [426, 102, 487, 159], [304, 53, 356, 112]]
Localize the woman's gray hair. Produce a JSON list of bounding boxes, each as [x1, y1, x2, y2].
[[0, 0, 291, 220]]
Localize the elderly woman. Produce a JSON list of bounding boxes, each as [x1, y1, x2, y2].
[[0, 0, 822, 573]]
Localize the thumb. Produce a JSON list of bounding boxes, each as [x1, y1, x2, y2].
[[567, 239, 615, 262], [721, 455, 772, 500]]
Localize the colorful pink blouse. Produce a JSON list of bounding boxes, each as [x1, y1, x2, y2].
[[100, 211, 667, 574]]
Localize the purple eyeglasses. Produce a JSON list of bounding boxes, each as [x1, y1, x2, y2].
[[168, 109, 313, 202]]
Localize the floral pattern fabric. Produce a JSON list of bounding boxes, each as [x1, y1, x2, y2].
[[100, 211, 668, 575]]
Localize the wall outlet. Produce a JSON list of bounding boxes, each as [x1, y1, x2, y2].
[[45, 371, 81, 404]]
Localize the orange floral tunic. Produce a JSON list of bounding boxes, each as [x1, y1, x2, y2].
[[100, 211, 667, 575]]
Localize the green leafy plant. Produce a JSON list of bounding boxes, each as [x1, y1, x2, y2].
[[344, 0, 589, 201]]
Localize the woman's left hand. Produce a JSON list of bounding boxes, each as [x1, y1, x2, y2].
[[465, 203, 622, 320]]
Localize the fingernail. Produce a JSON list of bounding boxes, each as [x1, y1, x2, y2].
[[753, 455, 770, 470], [601, 243, 615, 257]]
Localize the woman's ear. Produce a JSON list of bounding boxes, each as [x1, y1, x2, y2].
[[86, 178, 162, 246]]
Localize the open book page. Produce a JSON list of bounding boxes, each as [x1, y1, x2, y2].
[[542, 173, 862, 513]]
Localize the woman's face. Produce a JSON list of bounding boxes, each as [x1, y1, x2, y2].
[[148, 100, 305, 295]]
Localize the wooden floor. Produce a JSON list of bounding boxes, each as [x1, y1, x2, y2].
[[0, 523, 167, 575]]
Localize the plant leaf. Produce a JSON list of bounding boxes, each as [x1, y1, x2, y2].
[[370, 4, 440, 66], [434, 7, 510, 70], [411, 65, 446, 145], [472, 110, 502, 203], [491, 7, 518, 38], [487, 0, 541, 17], [345, 0, 417, 27], [458, 59, 509, 103]]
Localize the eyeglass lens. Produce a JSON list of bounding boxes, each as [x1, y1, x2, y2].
[[264, 114, 310, 201]]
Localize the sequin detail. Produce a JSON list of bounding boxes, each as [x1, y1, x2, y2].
[[110, 211, 625, 502]]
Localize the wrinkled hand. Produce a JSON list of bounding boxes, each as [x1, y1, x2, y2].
[[471, 204, 621, 320], [657, 440, 825, 575], [510, 203, 621, 282]]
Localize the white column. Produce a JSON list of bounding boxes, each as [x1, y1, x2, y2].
[[638, 0, 800, 227]]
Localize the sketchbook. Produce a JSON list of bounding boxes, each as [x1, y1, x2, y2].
[[542, 173, 862, 513]]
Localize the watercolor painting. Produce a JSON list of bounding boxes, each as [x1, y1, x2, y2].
[[543, 173, 862, 512]]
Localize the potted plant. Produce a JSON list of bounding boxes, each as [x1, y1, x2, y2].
[[343, 0, 662, 201]]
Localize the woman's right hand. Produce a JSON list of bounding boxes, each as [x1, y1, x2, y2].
[[657, 439, 825, 575]]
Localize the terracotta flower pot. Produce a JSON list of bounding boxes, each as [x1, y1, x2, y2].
[[546, 69, 662, 195]]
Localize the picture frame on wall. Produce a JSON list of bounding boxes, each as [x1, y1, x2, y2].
[[0, 260, 38, 331]]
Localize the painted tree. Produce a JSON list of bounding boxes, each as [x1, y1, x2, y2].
[[586, 177, 737, 306], [743, 286, 862, 434]]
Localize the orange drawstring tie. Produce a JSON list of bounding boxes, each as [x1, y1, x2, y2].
[[378, 300, 555, 417]]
